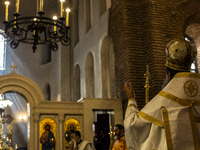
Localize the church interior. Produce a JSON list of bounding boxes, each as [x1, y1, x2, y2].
[[0, 0, 199, 149]]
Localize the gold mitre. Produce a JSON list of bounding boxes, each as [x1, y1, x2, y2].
[[165, 38, 197, 71]]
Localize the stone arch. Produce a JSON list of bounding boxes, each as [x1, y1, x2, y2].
[[167, 1, 200, 72], [167, 0, 200, 38], [179, 4, 200, 73], [0, 73, 45, 105], [101, 36, 116, 98], [0, 73, 45, 150], [72, 64, 81, 101], [182, 14, 200, 35], [184, 23, 200, 73], [85, 52, 95, 98]]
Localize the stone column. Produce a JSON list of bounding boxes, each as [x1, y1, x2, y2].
[[58, 114, 64, 150], [33, 113, 39, 150]]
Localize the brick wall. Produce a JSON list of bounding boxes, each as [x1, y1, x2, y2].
[[109, 0, 200, 115], [109, 0, 145, 112]]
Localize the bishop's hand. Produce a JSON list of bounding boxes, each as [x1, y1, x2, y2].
[[125, 82, 135, 100]]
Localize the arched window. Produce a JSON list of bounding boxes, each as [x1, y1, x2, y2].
[[101, 36, 116, 98], [85, 52, 95, 98], [0, 34, 6, 70], [72, 64, 81, 101]]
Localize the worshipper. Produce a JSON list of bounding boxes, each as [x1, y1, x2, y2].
[[124, 38, 199, 150], [112, 124, 128, 150], [68, 130, 95, 150], [40, 124, 55, 150], [93, 132, 98, 146]]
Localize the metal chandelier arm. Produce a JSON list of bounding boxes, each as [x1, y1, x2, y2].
[[2, 13, 71, 52]]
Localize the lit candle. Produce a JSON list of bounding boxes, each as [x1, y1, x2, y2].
[[33, 18, 37, 35], [53, 16, 57, 33], [15, 144, 18, 150], [40, 0, 43, 12], [60, 0, 65, 18], [66, 8, 70, 26], [16, 0, 20, 13], [5, 1, 10, 22], [3, 135, 5, 141]]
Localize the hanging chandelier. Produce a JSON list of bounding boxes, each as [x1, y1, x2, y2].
[[0, 94, 13, 109], [2, 0, 71, 52]]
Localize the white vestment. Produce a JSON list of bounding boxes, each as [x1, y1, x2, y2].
[[73, 140, 94, 150], [124, 72, 200, 150]]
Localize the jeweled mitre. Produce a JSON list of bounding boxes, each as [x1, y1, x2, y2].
[[165, 39, 197, 71]]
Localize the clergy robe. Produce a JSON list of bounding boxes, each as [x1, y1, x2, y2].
[[124, 72, 200, 150], [112, 135, 128, 150], [72, 140, 94, 150]]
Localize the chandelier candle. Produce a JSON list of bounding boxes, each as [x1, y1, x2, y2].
[[16, 0, 20, 14], [40, 0, 43, 12], [1, 0, 71, 52], [66, 8, 70, 26], [5, 1, 9, 22], [60, 0, 65, 18], [33, 18, 37, 35], [53, 16, 57, 33]]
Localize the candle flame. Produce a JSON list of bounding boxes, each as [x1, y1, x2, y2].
[[66, 8, 71, 12], [5, 1, 9, 5], [53, 16, 57, 20]]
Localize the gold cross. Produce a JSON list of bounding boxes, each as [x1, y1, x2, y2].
[[144, 64, 150, 81], [10, 62, 17, 73]]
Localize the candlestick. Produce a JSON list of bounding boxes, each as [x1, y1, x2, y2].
[[33, 18, 37, 36], [144, 64, 150, 104], [66, 8, 70, 26], [53, 16, 57, 33], [5, 1, 10, 22], [40, 0, 43, 12], [16, 0, 20, 13], [60, 0, 65, 18]]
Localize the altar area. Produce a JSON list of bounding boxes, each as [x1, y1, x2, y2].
[[0, 72, 123, 150]]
